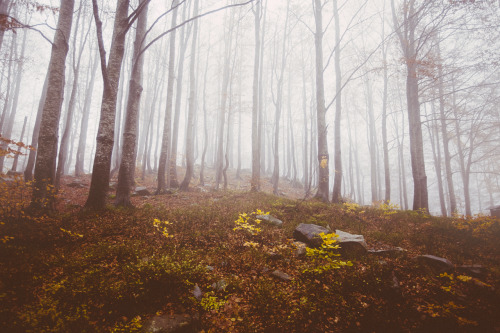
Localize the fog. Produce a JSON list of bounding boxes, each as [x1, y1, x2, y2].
[[0, 0, 499, 215]]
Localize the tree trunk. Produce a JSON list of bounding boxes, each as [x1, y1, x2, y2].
[[10, 116, 26, 171], [157, 0, 178, 194], [180, 0, 199, 191], [24, 72, 48, 181], [169, 4, 190, 188], [331, 0, 342, 203], [251, 0, 261, 191], [31, 0, 75, 210], [85, 0, 130, 210], [313, 0, 329, 202], [75, 49, 99, 177], [115, 0, 148, 207]]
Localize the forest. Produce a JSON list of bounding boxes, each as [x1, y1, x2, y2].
[[0, 0, 499, 332]]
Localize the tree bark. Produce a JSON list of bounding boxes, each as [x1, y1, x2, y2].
[[313, 0, 329, 202], [75, 49, 99, 177], [31, 0, 75, 210], [85, 0, 130, 210], [331, 0, 342, 203], [157, 0, 178, 194], [24, 72, 48, 181], [180, 0, 199, 191], [251, 0, 261, 191], [115, 0, 149, 207]]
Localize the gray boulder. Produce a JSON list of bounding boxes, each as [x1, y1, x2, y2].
[[143, 313, 199, 333], [293, 223, 330, 247], [415, 255, 453, 273], [256, 214, 283, 227], [368, 247, 406, 258], [293, 241, 307, 257], [272, 269, 292, 281], [335, 229, 368, 257], [134, 187, 151, 196]]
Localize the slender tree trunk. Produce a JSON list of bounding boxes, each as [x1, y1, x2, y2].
[[56, 4, 88, 189], [85, 0, 130, 209], [115, 0, 148, 207], [199, 37, 210, 186], [0, 30, 26, 171], [169, 4, 190, 188], [215, 11, 234, 190], [251, 0, 261, 191], [157, 0, 178, 194], [331, 0, 342, 203], [10, 116, 26, 171], [180, 0, 199, 191], [313, 0, 329, 202], [24, 72, 48, 181], [31, 0, 75, 210], [381, 17, 390, 203], [75, 49, 99, 177], [427, 101, 447, 216]]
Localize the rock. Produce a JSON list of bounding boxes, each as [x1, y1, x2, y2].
[[6, 170, 23, 178], [205, 265, 214, 272], [272, 269, 292, 281], [415, 255, 454, 273], [456, 265, 484, 277], [293, 223, 330, 247], [335, 229, 368, 257], [256, 214, 283, 227], [143, 313, 199, 333], [134, 187, 151, 196], [368, 247, 406, 258], [293, 241, 307, 257], [192, 284, 203, 300], [211, 279, 227, 291], [67, 181, 86, 188], [267, 251, 283, 260]]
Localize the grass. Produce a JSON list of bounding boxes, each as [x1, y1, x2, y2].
[[0, 176, 499, 332]]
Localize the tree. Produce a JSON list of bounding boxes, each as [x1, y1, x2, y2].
[[157, 0, 179, 194], [313, 0, 329, 202], [115, 0, 149, 207], [85, 0, 147, 209], [31, 0, 75, 210], [250, 0, 261, 192], [179, 0, 200, 191], [391, 0, 442, 211]]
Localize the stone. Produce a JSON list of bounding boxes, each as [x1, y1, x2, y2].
[[211, 279, 227, 291], [293, 241, 307, 257], [368, 247, 406, 258], [6, 170, 23, 178], [293, 223, 330, 247], [415, 255, 454, 273], [134, 187, 151, 196], [143, 313, 199, 333], [456, 265, 484, 277], [192, 284, 203, 300], [256, 214, 283, 227], [272, 269, 292, 281], [67, 181, 86, 188], [335, 229, 368, 257], [205, 265, 214, 272]]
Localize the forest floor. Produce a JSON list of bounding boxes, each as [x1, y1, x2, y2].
[[0, 166, 499, 332]]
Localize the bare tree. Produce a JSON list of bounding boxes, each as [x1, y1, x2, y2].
[[115, 0, 149, 207], [180, 0, 200, 191], [85, 0, 148, 209], [31, 0, 75, 210]]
